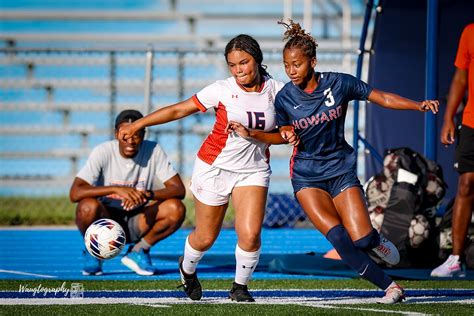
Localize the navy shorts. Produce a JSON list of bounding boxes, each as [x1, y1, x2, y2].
[[291, 169, 363, 198], [455, 125, 474, 174]]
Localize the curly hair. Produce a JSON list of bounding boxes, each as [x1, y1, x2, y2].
[[278, 19, 318, 59], [224, 34, 271, 78]]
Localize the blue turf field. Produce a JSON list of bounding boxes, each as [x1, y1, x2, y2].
[[1, 228, 473, 281], [0, 228, 334, 280]]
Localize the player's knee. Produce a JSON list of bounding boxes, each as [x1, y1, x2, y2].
[[237, 232, 261, 251], [457, 177, 474, 198], [354, 229, 380, 251], [76, 198, 101, 221], [161, 199, 186, 228], [192, 231, 218, 250], [170, 200, 186, 225]]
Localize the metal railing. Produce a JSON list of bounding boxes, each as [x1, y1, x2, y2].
[[0, 46, 358, 196]]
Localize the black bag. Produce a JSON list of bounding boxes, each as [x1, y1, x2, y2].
[[366, 147, 446, 268]]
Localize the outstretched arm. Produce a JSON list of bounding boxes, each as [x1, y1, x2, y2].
[[368, 89, 439, 114], [440, 68, 468, 145], [226, 121, 299, 145], [118, 98, 200, 141]]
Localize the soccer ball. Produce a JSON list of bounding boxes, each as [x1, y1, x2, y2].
[[84, 218, 126, 260], [364, 175, 393, 209], [369, 205, 385, 232], [408, 214, 430, 248]]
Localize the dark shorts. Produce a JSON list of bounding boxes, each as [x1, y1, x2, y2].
[[106, 207, 144, 244], [291, 169, 363, 198], [455, 125, 474, 174]]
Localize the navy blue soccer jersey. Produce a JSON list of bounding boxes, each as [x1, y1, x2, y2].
[[274, 72, 372, 181]]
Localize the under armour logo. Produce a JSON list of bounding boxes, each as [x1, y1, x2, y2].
[[190, 259, 200, 264], [232, 94, 239, 98], [242, 265, 254, 269]]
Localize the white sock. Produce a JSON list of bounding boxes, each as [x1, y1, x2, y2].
[[182, 236, 204, 275], [235, 244, 260, 285], [132, 238, 151, 252]]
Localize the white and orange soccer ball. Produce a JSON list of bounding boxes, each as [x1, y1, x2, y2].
[[408, 214, 430, 248], [84, 218, 126, 260]]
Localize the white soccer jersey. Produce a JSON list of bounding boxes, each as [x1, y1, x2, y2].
[[192, 76, 284, 173], [77, 139, 177, 210]]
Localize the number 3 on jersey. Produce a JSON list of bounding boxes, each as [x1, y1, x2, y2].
[[323, 88, 335, 107], [246, 111, 265, 130]]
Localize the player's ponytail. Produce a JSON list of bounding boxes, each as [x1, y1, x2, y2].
[[278, 19, 318, 60], [225, 34, 272, 78]]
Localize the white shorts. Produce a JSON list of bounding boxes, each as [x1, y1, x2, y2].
[[190, 158, 271, 206]]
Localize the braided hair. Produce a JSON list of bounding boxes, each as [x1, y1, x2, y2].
[[224, 34, 271, 78], [278, 19, 318, 60]]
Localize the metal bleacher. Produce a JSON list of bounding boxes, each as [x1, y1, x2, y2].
[[0, 0, 368, 197]]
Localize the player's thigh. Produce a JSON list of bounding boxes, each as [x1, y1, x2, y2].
[[296, 188, 341, 235], [333, 187, 373, 240], [231, 185, 267, 245], [192, 196, 228, 242]]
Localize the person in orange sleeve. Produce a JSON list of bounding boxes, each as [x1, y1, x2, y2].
[[431, 23, 474, 277]]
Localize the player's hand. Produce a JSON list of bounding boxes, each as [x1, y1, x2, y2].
[[280, 129, 299, 146], [226, 120, 251, 139], [440, 119, 456, 146], [118, 122, 139, 142], [419, 100, 439, 114], [115, 187, 147, 211]]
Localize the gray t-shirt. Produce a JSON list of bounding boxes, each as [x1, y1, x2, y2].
[[77, 139, 177, 210]]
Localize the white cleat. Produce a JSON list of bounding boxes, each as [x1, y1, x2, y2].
[[372, 234, 400, 266], [378, 283, 406, 304], [430, 255, 466, 277]]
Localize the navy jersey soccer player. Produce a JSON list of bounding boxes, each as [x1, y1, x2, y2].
[[226, 20, 438, 304], [275, 71, 371, 182], [221, 20, 438, 304]]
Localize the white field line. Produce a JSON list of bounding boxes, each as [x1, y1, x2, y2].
[[1, 296, 473, 307], [300, 303, 430, 316], [0, 269, 56, 278]]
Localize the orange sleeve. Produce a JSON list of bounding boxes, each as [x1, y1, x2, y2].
[[191, 95, 207, 112], [454, 24, 473, 70]]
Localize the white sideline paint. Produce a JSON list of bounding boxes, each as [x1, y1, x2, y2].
[[1, 296, 472, 305], [0, 269, 56, 278]]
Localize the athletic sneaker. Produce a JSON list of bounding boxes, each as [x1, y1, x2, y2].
[[430, 255, 466, 277], [121, 248, 156, 276], [371, 234, 400, 266], [378, 283, 406, 304], [178, 256, 202, 300], [82, 250, 103, 276], [229, 282, 255, 302]]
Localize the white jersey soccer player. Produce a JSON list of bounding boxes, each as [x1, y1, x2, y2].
[[192, 76, 284, 172], [189, 76, 284, 206], [118, 34, 292, 302]]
